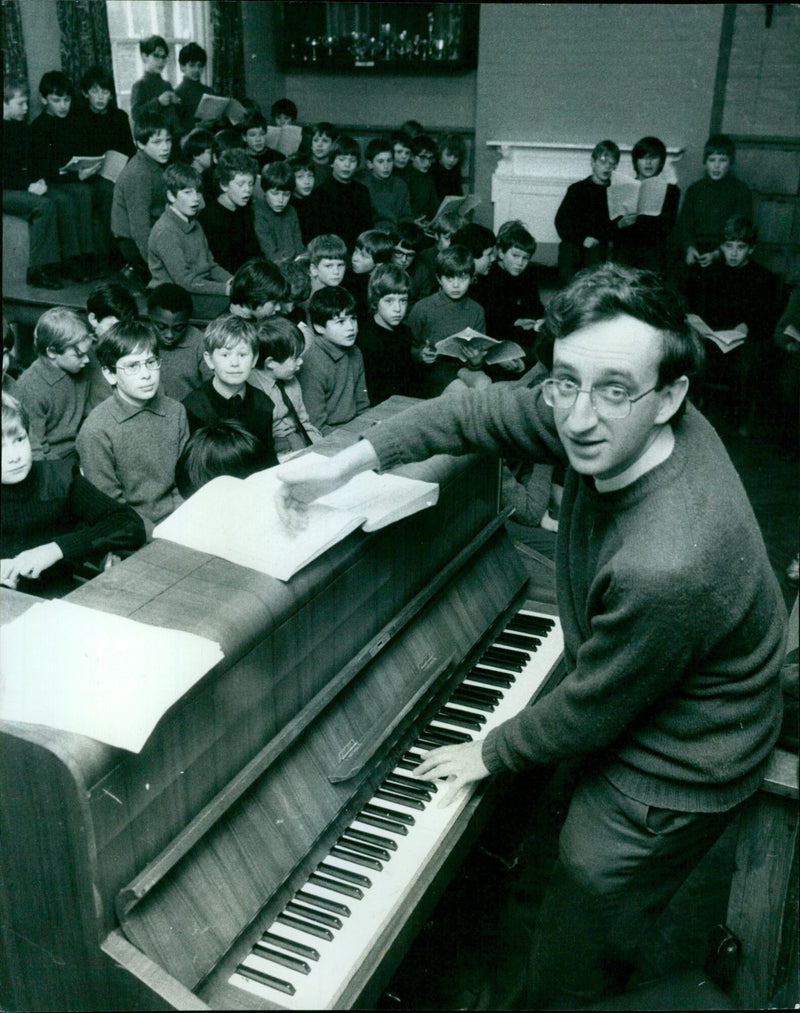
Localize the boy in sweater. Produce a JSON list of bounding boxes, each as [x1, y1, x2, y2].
[[130, 35, 182, 138], [311, 135, 373, 251], [148, 162, 231, 319], [253, 159, 306, 265], [357, 263, 418, 407], [146, 283, 211, 402], [198, 148, 261, 273], [359, 136, 412, 228], [174, 42, 212, 131], [76, 318, 189, 536], [275, 262, 785, 1010]]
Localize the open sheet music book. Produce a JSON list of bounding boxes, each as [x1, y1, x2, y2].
[[195, 93, 247, 125], [687, 314, 748, 354], [423, 193, 481, 232], [152, 459, 439, 581], [435, 327, 525, 366], [267, 123, 303, 156], [59, 150, 129, 183], [607, 175, 668, 219]]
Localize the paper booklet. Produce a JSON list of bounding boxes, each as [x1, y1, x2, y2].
[[152, 459, 439, 582], [606, 175, 668, 219], [194, 93, 247, 125], [434, 327, 525, 366], [784, 324, 800, 344], [687, 314, 748, 354], [425, 193, 481, 231], [0, 599, 224, 752], [267, 123, 303, 156], [59, 150, 129, 182]]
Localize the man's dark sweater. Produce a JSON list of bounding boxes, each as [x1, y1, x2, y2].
[[312, 176, 373, 250], [181, 379, 278, 463], [197, 199, 261, 274], [365, 386, 786, 813], [70, 105, 135, 158], [555, 175, 614, 245], [357, 315, 419, 407]]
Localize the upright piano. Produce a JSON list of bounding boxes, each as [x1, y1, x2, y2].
[[0, 401, 563, 1011]]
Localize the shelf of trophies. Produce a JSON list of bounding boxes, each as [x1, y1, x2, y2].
[[278, 3, 479, 74]]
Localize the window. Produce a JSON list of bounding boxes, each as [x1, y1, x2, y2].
[[106, 0, 211, 113]]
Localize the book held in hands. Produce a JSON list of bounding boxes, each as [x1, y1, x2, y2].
[[607, 175, 668, 219], [422, 193, 481, 233], [687, 314, 748, 354], [152, 458, 439, 582], [434, 326, 525, 366], [59, 150, 129, 183], [194, 93, 247, 125], [267, 123, 303, 156]]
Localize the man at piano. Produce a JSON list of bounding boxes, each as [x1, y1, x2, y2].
[[276, 262, 786, 1008]]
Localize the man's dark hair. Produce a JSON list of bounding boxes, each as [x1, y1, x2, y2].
[[539, 263, 703, 421]]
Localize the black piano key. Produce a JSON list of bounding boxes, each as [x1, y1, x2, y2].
[[341, 827, 398, 851], [437, 705, 487, 729], [386, 770, 438, 792], [362, 802, 415, 826], [356, 810, 410, 835], [395, 756, 420, 772], [457, 685, 502, 705], [276, 912, 335, 941], [374, 787, 426, 810], [317, 861, 373, 888], [262, 930, 320, 961], [337, 835, 392, 862], [286, 900, 343, 929], [469, 667, 514, 687], [296, 889, 351, 917], [478, 654, 523, 673], [330, 844, 384, 871], [309, 871, 364, 899], [494, 630, 541, 649], [251, 942, 311, 975], [507, 615, 553, 635], [423, 725, 473, 745], [237, 963, 296, 996], [383, 774, 433, 799], [450, 692, 496, 713], [482, 646, 530, 666]]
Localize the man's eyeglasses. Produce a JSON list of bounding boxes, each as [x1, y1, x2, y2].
[[116, 356, 161, 377], [542, 378, 657, 419]]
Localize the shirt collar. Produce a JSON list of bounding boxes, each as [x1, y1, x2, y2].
[[595, 424, 675, 493], [109, 389, 169, 421]]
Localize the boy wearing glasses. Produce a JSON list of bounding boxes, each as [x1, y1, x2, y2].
[[275, 263, 785, 1010], [77, 319, 189, 536], [405, 135, 440, 223], [555, 139, 619, 285]]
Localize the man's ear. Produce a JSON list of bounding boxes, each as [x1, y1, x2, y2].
[[655, 375, 690, 425], [101, 366, 117, 387]]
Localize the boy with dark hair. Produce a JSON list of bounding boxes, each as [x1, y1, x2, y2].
[[416, 207, 467, 291], [481, 220, 543, 360], [254, 159, 305, 264], [345, 229, 394, 318], [181, 314, 277, 461], [86, 281, 138, 338], [391, 130, 413, 180], [1, 392, 145, 595], [180, 126, 216, 202], [280, 258, 312, 326], [241, 111, 283, 170], [300, 286, 369, 431], [198, 148, 261, 273], [3, 78, 66, 289], [146, 283, 210, 401], [130, 35, 181, 136], [452, 222, 497, 279], [307, 234, 347, 294], [271, 98, 298, 126], [406, 135, 440, 222], [431, 133, 466, 201], [555, 139, 619, 285], [111, 109, 172, 284], [175, 42, 212, 127], [228, 258, 289, 320], [248, 315, 322, 458], [309, 121, 337, 185], [389, 221, 436, 306], [312, 135, 372, 251], [359, 136, 412, 227], [30, 70, 95, 281], [77, 318, 189, 534], [357, 263, 418, 406], [613, 135, 680, 274], [288, 150, 320, 244], [175, 418, 274, 498], [406, 244, 489, 397], [148, 162, 231, 318]]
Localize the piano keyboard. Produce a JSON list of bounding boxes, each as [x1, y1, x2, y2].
[[228, 606, 563, 1010]]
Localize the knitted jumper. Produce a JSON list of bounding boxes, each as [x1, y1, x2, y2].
[[364, 384, 785, 813]]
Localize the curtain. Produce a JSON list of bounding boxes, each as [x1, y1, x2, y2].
[[1, 0, 28, 84], [55, 0, 113, 86], [210, 0, 245, 99]]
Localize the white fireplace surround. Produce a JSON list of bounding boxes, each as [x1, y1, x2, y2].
[[487, 141, 685, 266]]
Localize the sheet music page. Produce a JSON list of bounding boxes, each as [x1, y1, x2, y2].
[[316, 465, 439, 531], [266, 124, 303, 156], [637, 176, 668, 216], [0, 600, 224, 752]]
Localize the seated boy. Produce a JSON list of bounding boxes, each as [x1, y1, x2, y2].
[[198, 148, 261, 273], [228, 258, 289, 321], [612, 135, 680, 274], [241, 111, 283, 170], [111, 109, 172, 286], [180, 127, 216, 202], [359, 136, 412, 228], [146, 283, 210, 401], [416, 208, 466, 286], [312, 135, 373, 251], [148, 162, 232, 320], [405, 135, 440, 223], [481, 219, 543, 361], [406, 244, 490, 398], [554, 139, 619, 286], [175, 418, 275, 498], [3, 316, 21, 395], [308, 233, 347, 294], [357, 263, 419, 407], [391, 130, 413, 181], [130, 35, 182, 138], [1, 392, 145, 595], [76, 318, 189, 535], [30, 70, 95, 280], [174, 42, 212, 131], [280, 258, 312, 326], [253, 159, 305, 264], [309, 121, 336, 186], [431, 133, 466, 202], [288, 150, 320, 244], [181, 315, 277, 463], [248, 315, 323, 459], [299, 286, 369, 432], [86, 280, 139, 339], [3, 78, 66, 289], [389, 222, 436, 306], [15, 307, 104, 463], [452, 222, 497, 286], [344, 228, 394, 318], [271, 98, 297, 128]]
